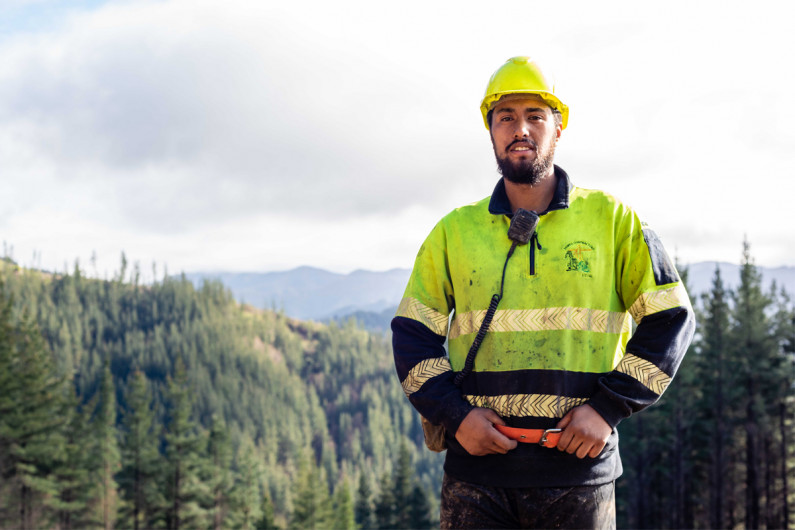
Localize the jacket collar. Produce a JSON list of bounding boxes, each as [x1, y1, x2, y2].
[[488, 165, 572, 217]]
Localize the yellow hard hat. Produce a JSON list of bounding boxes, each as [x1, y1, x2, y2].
[[480, 56, 569, 130]]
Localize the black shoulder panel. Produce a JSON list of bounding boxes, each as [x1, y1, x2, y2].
[[642, 228, 679, 286]]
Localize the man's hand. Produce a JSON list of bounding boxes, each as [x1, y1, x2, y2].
[[455, 408, 518, 456], [555, 404, 612, 459]]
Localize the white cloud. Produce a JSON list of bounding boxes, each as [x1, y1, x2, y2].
[[1, 0, 794, 274]]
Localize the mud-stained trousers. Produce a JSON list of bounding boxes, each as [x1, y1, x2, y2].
[[440, 473, 616, 529]]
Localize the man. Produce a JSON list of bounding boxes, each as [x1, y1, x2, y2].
[[391, 56, 696, 529]]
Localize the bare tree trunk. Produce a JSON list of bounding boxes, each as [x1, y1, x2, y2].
[[746, 377, 760, 530], [674, 403, 685, 529], [729, 440, 740, 529], [782, 401, 791, 530], [20, 483, 30, 530], [634, 415, 647, 529], [712, 348, 726, 529], [764, 434, 774, 529]]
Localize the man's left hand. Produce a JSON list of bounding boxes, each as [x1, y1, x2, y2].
[[555, 404, 612, 459]]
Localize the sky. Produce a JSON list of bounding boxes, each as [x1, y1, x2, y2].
[[1, 0, 793, 279]]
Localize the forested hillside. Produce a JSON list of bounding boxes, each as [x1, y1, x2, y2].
[[1, 240, 793, 530], [0, 256, 442, 529]]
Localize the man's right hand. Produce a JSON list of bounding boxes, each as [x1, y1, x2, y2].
[[454, 408, 518, 456]]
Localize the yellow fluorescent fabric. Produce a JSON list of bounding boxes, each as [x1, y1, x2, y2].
[[449, 306, 631, 340], [615, 354, 672, 395], [395, 180, 690, 390], [396, 297, 449, 337], [401, 357, 453, 396], [466, 393, 589, 419], [628, 284, 691, 325]]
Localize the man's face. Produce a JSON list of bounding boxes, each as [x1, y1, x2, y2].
[[489, 94, 562, 186]]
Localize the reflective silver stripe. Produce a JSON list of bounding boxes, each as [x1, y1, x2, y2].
[[401, 357, 452, 395], [616, 353, 671, 395], [465, 393, 588, 419], [449, 306, 631, 340], [396, 297, 449, 337], [628, 284, 691, 325]]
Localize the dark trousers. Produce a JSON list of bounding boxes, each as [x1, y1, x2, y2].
[[440, 473, 616, 529]]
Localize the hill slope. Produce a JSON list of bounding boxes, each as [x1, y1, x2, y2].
[[0, 261, 442, 527]]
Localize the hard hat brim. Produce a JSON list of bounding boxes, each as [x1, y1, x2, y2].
[[480, 91, 569, 130]]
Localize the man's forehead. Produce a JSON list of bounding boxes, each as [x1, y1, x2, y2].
[[491, 93, 552, 112]]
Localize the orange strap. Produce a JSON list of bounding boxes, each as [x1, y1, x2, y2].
[[494, 425, 563, 448]]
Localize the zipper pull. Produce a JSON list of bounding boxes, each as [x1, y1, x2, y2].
[[529, 232, 541, 276], [530, 232, 542, 250]]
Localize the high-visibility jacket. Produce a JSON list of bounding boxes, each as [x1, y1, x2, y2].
[[392, 166, 695, 488]]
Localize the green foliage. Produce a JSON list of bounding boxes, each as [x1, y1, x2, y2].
[[162, 359, 210, 529], [330, 477, 356, 530], [289, 451, 332, 530], [618, 244, 795, 529], [91, 360, 121, 529], [117, 370, 164, 530], [5, 242, 790, 529], [354, 472, 375, 529], [206, 414, 234, 529], [0, 259, 443, 528], [0, 285, 70, 529]]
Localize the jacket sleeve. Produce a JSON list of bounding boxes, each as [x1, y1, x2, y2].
[[587, 213, 696, 428], [391, 221, 474, 435]]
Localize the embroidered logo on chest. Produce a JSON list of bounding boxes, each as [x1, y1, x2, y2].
[[563, 241, 595, 277]]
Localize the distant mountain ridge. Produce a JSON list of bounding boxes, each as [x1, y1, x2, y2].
[[185, 262, 795, 327], [685, 261, 795, 298], [184, 266, 411, 322]]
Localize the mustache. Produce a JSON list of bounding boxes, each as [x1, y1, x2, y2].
[[506, 139, 538, 152]]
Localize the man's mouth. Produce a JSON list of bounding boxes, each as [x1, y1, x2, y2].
[[507, 140, 536, 153]]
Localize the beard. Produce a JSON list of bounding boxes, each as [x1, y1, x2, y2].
[[494, 137, 556, 186]]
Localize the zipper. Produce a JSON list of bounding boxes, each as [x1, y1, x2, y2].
[[529, 232, 542, 275]]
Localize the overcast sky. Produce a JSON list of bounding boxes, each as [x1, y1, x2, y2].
[[1, 0, 793, 278]]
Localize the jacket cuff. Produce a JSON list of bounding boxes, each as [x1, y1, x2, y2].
[[586, 390, 631, 429], [442, 399, 475, 435]]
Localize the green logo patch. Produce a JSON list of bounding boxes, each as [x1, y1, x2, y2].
[[564, 241, 595, 276]]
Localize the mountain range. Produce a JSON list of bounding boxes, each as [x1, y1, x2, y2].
[[185, 261, 795, 330]]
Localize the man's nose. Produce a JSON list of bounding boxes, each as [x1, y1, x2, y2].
[[514, 119, 530, 138]]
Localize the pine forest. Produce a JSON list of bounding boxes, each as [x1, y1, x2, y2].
[[0, 241, 793, 529]]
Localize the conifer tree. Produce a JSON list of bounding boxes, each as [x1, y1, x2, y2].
[[207, 414, 234, 530], [230, 438, 262, 529], [92, 360, 121, 530], [354, 473, 375, 530], [163, 358, 209, 529], [254, 491, 278, 530], [54, 389, 97, 530], [118, 370, 163, 530], [700, 265, 733, 528], [407, 484, 433, 530], [772, 288, 795, 529], [0, 295, 68, 529], [732, 240, 777, 529], [331, 477, 356, 530], [290, 453, 332, 530], [374, 471, 395, 530], [392, 441, 414, 529]]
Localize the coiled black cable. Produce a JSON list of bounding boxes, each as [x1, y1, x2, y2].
[[454, 241, 518, 386]]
